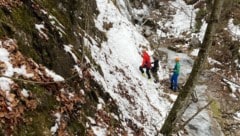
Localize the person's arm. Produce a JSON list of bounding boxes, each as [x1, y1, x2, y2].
[[142, 58, 146, 66], [173, 64, 177, 73], [173, 63, 180, 74]]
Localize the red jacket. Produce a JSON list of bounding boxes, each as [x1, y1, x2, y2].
[[141, 51, 151, 68]]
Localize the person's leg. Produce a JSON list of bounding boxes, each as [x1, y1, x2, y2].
[[151, 66, 156, 73], [146, 68, 151, 79], [153, 72, 159, 82], [173, 74, 179, 91], [139, 66, 144, 74], [170, 74, 174, 89], [151, 68, 159, 83]]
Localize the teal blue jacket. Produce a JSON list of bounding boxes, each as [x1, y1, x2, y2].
[[173, 62, 180, 74]]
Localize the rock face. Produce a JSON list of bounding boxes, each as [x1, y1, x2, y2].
[[1, 0, 105, 77], [189, 34, 201, 49], [0, 1, 123, 135]]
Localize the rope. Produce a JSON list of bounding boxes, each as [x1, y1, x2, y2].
[[0, 73, 79, 85]]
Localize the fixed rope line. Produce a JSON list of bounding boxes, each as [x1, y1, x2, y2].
[[0, 73, 79, 85]]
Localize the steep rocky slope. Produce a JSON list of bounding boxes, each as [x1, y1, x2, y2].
[[0, 0, 125, 135], [0, 0, 239, 136]]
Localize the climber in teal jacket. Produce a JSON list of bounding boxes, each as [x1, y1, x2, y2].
[[170, 57, 180, 91]]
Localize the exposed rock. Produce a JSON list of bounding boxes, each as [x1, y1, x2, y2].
[[189, 34, 201, 49]]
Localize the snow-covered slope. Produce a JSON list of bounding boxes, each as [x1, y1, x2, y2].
[[91, 0, 174, 135]]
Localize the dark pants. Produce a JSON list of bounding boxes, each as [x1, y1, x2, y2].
[[150, 66, 159, 82], [171, 73, 179, 90], [139, 66, 151, 79], [151, 66, 158, 73]]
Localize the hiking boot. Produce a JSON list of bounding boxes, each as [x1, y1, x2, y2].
[[173, 88, 178, 92], [154, 80, 158, 83]]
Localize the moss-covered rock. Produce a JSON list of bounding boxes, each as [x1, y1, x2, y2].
[[16, 112, 53, 136], [0, 0, 122, 135], [210, 100, 221, 120]]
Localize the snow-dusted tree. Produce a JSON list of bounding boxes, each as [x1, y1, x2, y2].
[[160, 0, 224, 135]]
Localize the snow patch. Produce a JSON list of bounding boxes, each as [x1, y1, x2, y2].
[[74, 65, 83, 78], [158, 0, 196, 37], [228, 18, 240, 41], [21, 89, 29, 98], [191, 48, 200, 56], [45, 69, 64, 82], [223, 79, 240, 95], [92, 126, 107, 136], [35, 24, 49, 40], [208, 57, 222, 65], [234, 111, 240, 121], [64, 44, 78, 62], [51, 112, 62, 135]]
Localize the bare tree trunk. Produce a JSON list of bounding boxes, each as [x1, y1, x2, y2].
[[160, 0, 224, 135]]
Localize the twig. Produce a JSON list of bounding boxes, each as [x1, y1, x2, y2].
[[0, 73, 79, 85]]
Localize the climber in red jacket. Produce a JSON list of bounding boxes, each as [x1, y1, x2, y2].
[[139, 49, 151, 79]]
